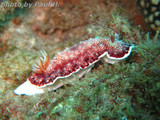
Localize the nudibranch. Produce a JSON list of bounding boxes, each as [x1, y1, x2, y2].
[[14, 37, 134, 96]]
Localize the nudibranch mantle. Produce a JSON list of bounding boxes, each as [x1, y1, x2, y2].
[[14, 37, 134, 96]]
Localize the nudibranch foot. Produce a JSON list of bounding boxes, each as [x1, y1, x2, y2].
[[14, 65, 93, 95], [14, 37, 134, 96]]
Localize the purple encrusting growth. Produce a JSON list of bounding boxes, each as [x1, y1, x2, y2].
[[14, 37, 134, 95]]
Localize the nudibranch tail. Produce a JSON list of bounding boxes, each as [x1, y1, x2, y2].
[[14, 79, 44, 95], [32, 50, 50, 73]]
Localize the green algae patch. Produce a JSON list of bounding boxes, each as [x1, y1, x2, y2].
[[0, 50, 37, 83]]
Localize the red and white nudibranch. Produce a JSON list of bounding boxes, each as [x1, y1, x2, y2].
[[14, 37, 134, 96]]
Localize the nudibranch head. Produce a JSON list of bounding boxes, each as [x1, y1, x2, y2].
[[14, 37, 134, 96]]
